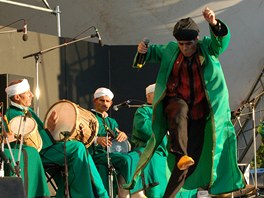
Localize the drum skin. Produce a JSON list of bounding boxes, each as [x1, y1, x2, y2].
[[44, 100, 99, 148], [109, 139, 131, 153], [9, 116, 43, 152]]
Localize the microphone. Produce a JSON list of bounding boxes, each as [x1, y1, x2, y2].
[[22, 23, 28, 41], [61, 131, 71, 137], [95, 28, 104, 47], [136, 37, 150, 69], [113, 100, 131, 111]]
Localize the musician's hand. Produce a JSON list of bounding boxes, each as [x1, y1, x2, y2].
[[6, 131, 16, 143], [115, 128, 127, 142], [138, 41, 148, 54], [97, 136, 112, 147], [2, 116, 15, 142], [47, 110, 58, 132]]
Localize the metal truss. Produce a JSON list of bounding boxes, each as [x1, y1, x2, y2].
[[233, 67, 264, 164]]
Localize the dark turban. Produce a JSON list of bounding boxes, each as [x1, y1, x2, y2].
[[173, 17, 199, 41]]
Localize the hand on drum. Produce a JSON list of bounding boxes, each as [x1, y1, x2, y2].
[[46, 110, 59, 132], [115, 128, 127, 142], [97, 136, 112, 147], [2, 116, 16, 142], [5, 131, 16, 143]]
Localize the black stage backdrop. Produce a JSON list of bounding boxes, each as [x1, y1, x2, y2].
[[59, 38, 159, 137]]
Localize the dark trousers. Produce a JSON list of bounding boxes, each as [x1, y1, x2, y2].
[[163, 97, 207, 198]]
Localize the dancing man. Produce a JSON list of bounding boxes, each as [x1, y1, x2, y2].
[[126, 7, 245, 197]]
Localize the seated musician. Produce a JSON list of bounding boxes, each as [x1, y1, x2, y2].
[[4, 79, 108, 198], [2, 120, 50, 197], [90, 87, 162, 198], [90, 87, 131, 197], [130, 83, 169, 197]]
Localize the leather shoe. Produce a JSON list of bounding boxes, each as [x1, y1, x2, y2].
[[177, 155, 195, 170]]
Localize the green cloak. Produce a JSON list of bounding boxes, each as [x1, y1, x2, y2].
[[125, 21, 245, 196]]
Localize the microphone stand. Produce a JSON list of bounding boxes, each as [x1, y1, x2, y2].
[[22, 33, 99, 116], [250, 100, 258, 190], [106, 130, 114, 198], [102, 119, 116, 198], [0, 29, 23, 34], [114, 104, 151, 111], [60, 132, 70, 198], [15, 111, 31, 178], [0, 103, 17, 177], [127, 104, 151, 108], [0, 122, 16, 177]]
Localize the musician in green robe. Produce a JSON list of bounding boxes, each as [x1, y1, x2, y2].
[[130, 83, 169, 198], [4, 78, 108, 198], [90, 87, 158, 198]]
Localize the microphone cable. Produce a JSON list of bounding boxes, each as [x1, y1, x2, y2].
[[0, 19, 25, 31]]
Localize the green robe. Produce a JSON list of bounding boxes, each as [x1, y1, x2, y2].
[[5, 105, 108, 198], [4, 146, 50, 198], [131, 105, 169, 197], [89, 111, 134, 195], [4, 106, 50, 198], [125, 21, 245, 196], [90, 110, 160, 196]]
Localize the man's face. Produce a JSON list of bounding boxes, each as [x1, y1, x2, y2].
[[15, 90, 34, 107], [146, 92, 154, 104], [93, 95, 113, 113], [177, 39, 198, 57]]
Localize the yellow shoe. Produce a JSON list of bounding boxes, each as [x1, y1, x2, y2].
[[177, 155, 195, 170]]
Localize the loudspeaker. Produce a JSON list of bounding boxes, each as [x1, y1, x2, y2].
[[0, 177, 26, 198], [0, 74, 34, 114]]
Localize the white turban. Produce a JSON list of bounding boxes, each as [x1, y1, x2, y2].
[[5, 79, 30, 97], [146, 83, 155, 95], [94, 87, 114, 100]]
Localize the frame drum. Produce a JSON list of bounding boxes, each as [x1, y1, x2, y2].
[[109, 139, 131, 153]]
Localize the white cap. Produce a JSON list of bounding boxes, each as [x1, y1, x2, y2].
[[146, 83, 155, 95], [5, 79, 30, 97], [94, 87, 114, 100]]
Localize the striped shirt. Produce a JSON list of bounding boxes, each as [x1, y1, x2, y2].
[[166, 52, 207, 119]]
